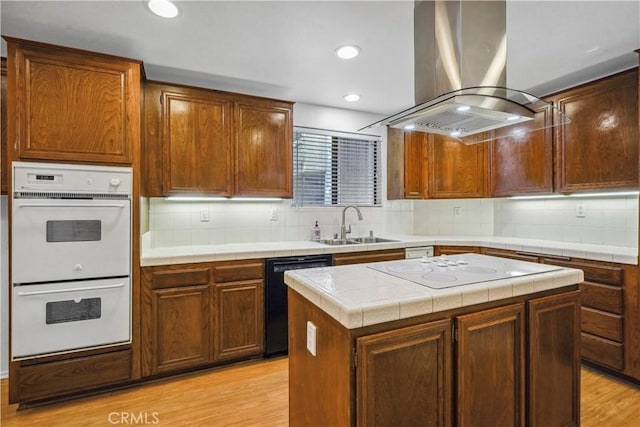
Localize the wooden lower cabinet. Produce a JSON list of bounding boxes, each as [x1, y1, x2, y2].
[[11, 349, 132, 403], [356, 319, 452, 427], [141, 260, 264, 377], [457, 303, 525, 427], [482, 247, 640, 382], [215, 280, 264, 361], [288, 287, 580, 426], [151, 285, 211, 374], [333, 249, 405, 266], [528, 291, 580, 427]]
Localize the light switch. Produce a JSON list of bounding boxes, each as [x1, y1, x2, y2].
[[453, 206, 462, 217], [306, 321, 317, 356]]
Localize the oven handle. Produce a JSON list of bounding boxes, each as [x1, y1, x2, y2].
[[16, 282, 125, 296], [17, 203, 126, 208]]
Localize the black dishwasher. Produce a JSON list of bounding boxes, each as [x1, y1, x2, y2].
[[264, 254, 333, 357]]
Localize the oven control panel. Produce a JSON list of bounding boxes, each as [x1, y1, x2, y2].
[[13, 161, 132, 195]]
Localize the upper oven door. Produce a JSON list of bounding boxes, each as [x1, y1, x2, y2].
[[12, 198, 131, 283]]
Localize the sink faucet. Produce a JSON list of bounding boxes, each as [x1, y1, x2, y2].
[[340, 205, 363, 240]]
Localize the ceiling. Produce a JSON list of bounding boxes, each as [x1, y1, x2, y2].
[[1, 1, 639, 117]]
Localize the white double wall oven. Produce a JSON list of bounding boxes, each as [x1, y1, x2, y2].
[[11, 162, 132, 360]]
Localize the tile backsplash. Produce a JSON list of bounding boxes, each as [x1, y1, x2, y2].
[[148, 198, 414, 247], [148, 195, 639, 248], [493, 195, 639, 247]]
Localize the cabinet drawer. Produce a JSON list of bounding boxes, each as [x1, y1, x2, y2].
[[480, 248, 539, 263], [581, 307, 623, 342], [18, 350, 131, 401], [579, 282, 623, 314], [333, 249, 405, 266], [435, 246, 480, 256], [581, 333, 624, 370], [212, 261, 263, 283], [150, 268, 210, 290], [540, 259, 623, 286]]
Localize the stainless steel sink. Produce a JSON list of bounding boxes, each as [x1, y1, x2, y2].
[[318, 237, 399, 245], [318, 238, 357, 245], [350, 236, 399, 244]]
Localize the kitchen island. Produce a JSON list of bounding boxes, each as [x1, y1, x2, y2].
[[285, 254, 584, 427]]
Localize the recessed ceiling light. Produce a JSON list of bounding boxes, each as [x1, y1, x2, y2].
[[506, 115, 520, 121], [456, 105, 471, 112], [343, 94, 360, 102], [404, 124, 416, 130], [335, 45, 360, 59], [450, 131, 462, 137], [148, 0, 179, 18]]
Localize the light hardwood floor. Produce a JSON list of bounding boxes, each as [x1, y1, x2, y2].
[[1, 359, 638, 426]]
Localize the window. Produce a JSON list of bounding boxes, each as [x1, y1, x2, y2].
[[292, 127, 382, 207]]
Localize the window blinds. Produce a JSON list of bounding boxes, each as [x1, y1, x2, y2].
[[293, 127, 381, 207]]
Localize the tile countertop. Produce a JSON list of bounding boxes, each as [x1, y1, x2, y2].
[[284, 256, 585, 329], [140, 232, 638, 266]]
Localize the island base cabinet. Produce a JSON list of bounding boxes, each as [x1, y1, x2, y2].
[[356, 319, 452, 427], [456, 303, 525, 427], [288, 287, 580, 427], [528, 291, 580, 427]]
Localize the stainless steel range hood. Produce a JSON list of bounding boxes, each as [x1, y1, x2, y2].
[[361, 0, 569, 144]]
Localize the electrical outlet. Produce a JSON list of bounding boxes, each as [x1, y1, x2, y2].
[[453, 206, 462, 217], [200, 208, 209, 222], [270, 208, 279, 221], [576, 204, 586, 218], [306, 321, 317, 356]]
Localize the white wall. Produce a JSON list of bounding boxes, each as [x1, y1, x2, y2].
[[147, 102, 415, 247], [1, 196, 8, 378]]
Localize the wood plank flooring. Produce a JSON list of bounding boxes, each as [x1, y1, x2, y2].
[[1, 360, 638, 426]]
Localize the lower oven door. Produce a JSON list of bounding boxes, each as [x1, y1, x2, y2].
[[12, 277, 131, 360]]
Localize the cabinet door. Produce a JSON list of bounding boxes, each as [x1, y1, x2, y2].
[[457, 303, 525, 427], [356, 319, 452, 427], [404, 131, 428, 198], [554, 69, 638, 192], [214, 280, 264, 361], [427, 134, 488, 198], [8, 38, 140, 164], [234, 99, 293, 197], [490, 106, 553, 196], [528, 291, 580, 427], [151, 285, 211, 374], [161, 89, 233, 195], [1, 57, 7, 195]]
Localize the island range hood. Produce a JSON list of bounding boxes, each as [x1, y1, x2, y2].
[[361, 0, 569, 144]]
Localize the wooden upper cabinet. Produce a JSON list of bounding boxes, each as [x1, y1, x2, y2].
[[1, 57, 7, 195], [553, 68, 639, 192], [5, 37, 141, 164], [404, 131, 428, 198], [386, 127, 405, 200], [144, 82, 233, 195], [490, 106, 553, 196], [234, 98, 293, 197], [427, 133, 488, 198]]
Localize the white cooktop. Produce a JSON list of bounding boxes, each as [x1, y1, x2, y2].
[[368, 253, 563, 289]]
